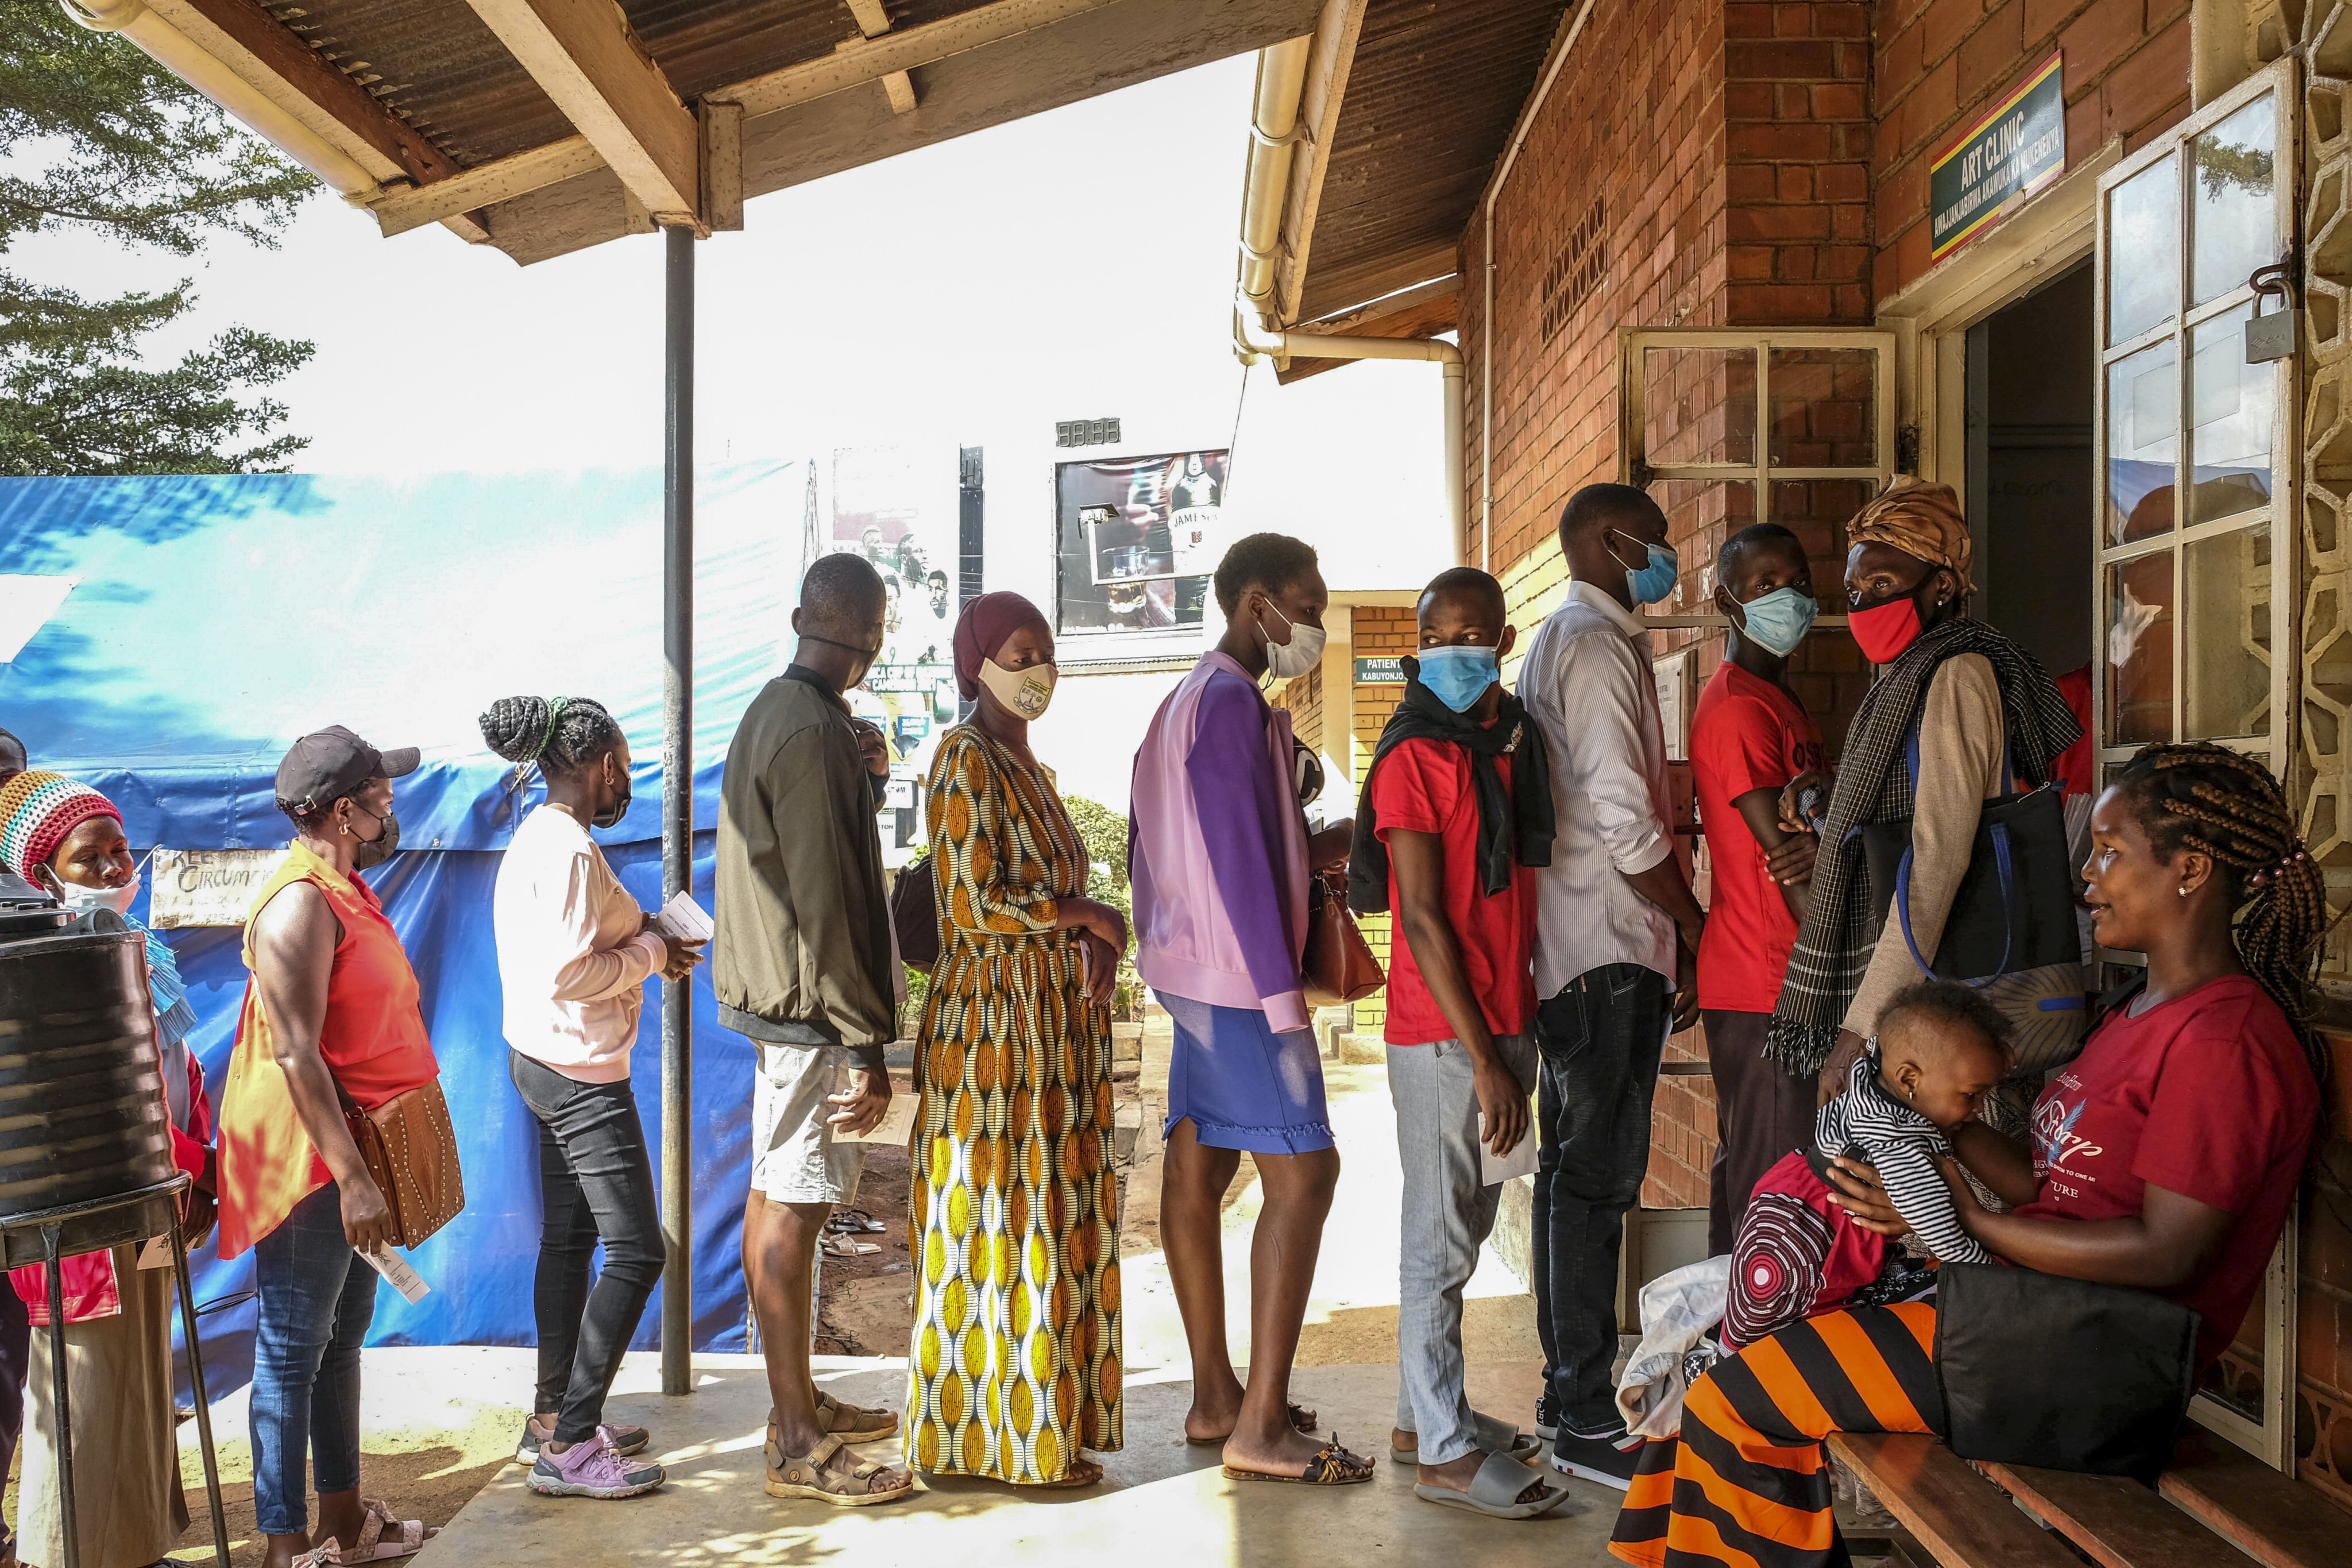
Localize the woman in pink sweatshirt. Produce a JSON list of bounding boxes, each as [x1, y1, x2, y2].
[[1128, 533, 1366, 1488]]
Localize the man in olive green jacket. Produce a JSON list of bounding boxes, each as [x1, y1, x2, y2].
[[715, 553, 912, 1505]]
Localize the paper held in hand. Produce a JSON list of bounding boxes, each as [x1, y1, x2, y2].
[[650, 891, 713, 945], [835, 1092, 921, 1145], [361, 1248, 432, 1304], [1478, 1106, 1540, 1185]]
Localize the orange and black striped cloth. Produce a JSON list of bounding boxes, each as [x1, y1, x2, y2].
[[1610, 1301, 1944, 1567]]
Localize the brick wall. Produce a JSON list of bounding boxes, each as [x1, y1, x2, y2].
[[1271, 661, 1324, 755], [1872, 0, 2192, 300]]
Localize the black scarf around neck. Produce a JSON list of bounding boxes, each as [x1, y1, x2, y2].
[[1346, 659, 1555, 914]]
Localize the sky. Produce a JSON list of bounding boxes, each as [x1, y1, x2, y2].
[[10, 52, 1453, 596]]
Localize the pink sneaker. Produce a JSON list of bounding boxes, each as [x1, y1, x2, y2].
[[527, 1428, 665, 1499]]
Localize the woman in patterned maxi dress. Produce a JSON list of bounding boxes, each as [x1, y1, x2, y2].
[[903, 593, 1129, 1486]]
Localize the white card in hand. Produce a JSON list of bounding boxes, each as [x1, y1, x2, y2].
[[835, 1092, 921, 1145], [1478, 1109, 1539, 1185], [361, 1248, 431, 1304], [650, 890, 713, 944]]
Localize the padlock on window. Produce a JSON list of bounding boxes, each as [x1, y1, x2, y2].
[[2245, 261, 2298, 364]]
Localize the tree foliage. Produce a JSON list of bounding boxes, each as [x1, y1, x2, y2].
[[0, 2, 319, 474]]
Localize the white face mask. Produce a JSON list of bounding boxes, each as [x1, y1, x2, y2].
[[51, 870, 139, 917], [1260, 600, 1326, 680], [978, 657, 1058, 720]]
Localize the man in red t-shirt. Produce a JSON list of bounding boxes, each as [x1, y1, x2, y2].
[[1358, 567, 1564, 1519], [1691, 522, 1828, 1252]]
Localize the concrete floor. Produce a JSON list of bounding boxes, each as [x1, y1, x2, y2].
[[416, 1046, 1634, 1565]]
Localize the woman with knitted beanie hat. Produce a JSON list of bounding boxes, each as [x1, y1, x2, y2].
[[482, 697, 701, 1501], [0, 772, 214, 1568]]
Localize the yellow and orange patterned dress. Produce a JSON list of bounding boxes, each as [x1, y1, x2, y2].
[[903, 725, 1122, 1482]]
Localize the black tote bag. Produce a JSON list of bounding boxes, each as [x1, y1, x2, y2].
[[1933, 1261, 2199, 1484], [1861, 733, 2085, 1072]]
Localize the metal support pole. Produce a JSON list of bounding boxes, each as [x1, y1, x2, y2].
[[171, 1214, 231, 1566], [660, 221, 696, 1397], [43, 1226, 75, 1568]]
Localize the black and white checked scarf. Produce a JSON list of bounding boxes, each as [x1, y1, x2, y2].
[[1763, 617, 2080, 1076]]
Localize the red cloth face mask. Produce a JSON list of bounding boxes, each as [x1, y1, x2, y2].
[[1848, 593, 1923, 664]]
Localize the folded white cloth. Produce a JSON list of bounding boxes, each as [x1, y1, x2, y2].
[[1615, 1256, 1732, 1439]]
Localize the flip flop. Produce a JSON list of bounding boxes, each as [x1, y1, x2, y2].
[[1413, 1451, 1571, 1520], [1393, 1410, 1543, 1466], [1221, 1436, 1375, 1486], [1185, 1400, 1319, 1444]]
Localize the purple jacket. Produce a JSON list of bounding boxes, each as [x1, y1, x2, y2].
[[1128, 652, 1311, 1033]]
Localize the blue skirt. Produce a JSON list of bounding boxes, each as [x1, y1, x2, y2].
[[1158, 991, 1334, 1154]]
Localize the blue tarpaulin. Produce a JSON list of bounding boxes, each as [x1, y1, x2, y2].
[[0, 461, 816, 1395]]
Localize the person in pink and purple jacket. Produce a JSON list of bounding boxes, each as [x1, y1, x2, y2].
[[1128, 532, 1369, 1489]]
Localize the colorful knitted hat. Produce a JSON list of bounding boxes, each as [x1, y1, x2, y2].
[[0, 772, 121, 880]]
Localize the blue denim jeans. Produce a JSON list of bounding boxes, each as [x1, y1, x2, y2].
[[251, 1183, 378, 1535], [1531, 962, 1671, 1433]]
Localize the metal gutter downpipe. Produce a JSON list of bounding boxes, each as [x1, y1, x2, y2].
[[59, 0, 380, 198], [1478, 0, 1595, 571], [1237, 37, 1313, 323]]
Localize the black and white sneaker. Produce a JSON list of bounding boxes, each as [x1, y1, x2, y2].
[[1550, 1424, 1644, 1490], [1534, 1391, 1563, 1443]]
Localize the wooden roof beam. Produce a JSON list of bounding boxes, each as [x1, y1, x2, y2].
[[142, 0, 491, 242], [362, 0, 1121, 238], [843, 0, 920, 114], [463, 0, 703, 229]]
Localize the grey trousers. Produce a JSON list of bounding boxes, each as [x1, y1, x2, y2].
[[1388, 1032, 1539, 1466]]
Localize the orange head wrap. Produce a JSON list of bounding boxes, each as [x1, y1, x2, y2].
[[1845, 481, 1972, 586]]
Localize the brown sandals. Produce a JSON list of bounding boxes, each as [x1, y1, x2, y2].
[[815, 1389, 899, 1443], [1221, 1436, 1376, 1486], [764, 1427, 914, 1506]]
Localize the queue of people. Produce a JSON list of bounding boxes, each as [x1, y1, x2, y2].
[[0, 472, 2331, 1563]]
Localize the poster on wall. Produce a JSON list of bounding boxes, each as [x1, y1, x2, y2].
[[830, 446, 959, 864], [1055, 450, 1226, 635]]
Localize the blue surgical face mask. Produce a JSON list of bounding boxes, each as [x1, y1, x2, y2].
[[1411, 645, 1501, 713], [1735, 585, 1818, 656], [1611, 527, 1679, 607]]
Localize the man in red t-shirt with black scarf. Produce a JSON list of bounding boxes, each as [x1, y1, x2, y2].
[[1347, 567, 1566, 1520], [1690, 522, 1828, 1252]]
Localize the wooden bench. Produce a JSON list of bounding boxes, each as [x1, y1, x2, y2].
[[1827, 1429, 2352, 1568]]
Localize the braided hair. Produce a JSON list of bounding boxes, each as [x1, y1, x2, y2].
[[478, 696, 622, 783], [2114, 741, 2338, 1075]]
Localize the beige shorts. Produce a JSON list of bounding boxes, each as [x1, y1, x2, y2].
[[750, 1042, 867, 1204]]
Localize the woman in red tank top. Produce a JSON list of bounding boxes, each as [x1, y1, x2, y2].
[[215, 727, 443, 1568]]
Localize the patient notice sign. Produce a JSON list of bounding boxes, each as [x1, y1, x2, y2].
[[1930, 52, 2064, 261]]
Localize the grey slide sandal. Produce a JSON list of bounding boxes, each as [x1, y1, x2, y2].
[[1412, 1451, 1570, 1520], [1392, 1410, 1543, 1466]]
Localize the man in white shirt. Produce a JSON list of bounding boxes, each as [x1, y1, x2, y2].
[[1515, 483, 1705, 1489]]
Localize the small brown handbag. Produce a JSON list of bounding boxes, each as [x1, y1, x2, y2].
[[344, 1080, 465, 1248], [1301, 867, 1385, 1007]]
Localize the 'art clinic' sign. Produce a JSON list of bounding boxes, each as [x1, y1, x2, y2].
[[1930, 52, 2064, 262]]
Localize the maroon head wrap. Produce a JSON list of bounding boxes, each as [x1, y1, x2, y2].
[[952, 591, 1048, 698]]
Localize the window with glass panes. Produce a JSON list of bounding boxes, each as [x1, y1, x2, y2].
[[2095, 68, 2296, 794]]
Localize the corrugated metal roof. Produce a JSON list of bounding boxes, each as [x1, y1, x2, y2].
[[1294, 0, 1570, 323], [263, 1, 1006, 168]]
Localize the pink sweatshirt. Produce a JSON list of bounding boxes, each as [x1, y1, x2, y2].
[[1128, 652, 1311, 1033]]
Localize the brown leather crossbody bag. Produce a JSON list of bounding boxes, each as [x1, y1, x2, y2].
[[344, 1080, 465, 1248]]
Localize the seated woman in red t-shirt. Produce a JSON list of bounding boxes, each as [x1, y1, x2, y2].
[[1609, 741, 2325, 1568]]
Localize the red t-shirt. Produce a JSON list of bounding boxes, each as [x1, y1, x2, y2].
[[1690, 663, 1824, 1013], [1369, 735, 1537, 1046], [2017, 975, 2318, 1372]]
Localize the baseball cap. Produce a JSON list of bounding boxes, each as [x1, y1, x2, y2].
[[275, 726, 420, 816]]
